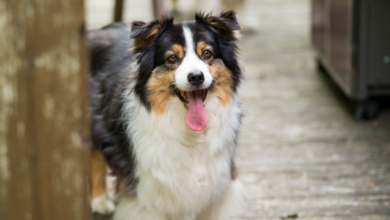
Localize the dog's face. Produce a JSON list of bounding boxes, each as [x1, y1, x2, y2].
[[131, 11, 241, 131]]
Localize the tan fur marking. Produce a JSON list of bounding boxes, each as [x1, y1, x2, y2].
[[171, 44, 184, 60], [147, 44, 185, 115], [146, 24, 161, 39], [196, 41, 214, 58], [209, 21, 221, 28], [206, 19, 239, 39], [132, 23, 162, 51], [208, 59, 234, 107], [208, 18, 228, 31], [147, 67, 176, 115], [90, 149, 108, 199], [196, 41, 207, 57]]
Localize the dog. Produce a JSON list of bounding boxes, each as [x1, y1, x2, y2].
[[88, 11, 244, 220]]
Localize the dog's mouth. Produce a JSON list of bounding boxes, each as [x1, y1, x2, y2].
[[175, 88, 209, 131], [175, 88, 208, 110]]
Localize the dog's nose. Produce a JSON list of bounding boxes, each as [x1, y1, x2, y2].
[[187, 72, 204, 86]]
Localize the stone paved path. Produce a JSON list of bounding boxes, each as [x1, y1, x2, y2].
[[87, 0, 390, 219]]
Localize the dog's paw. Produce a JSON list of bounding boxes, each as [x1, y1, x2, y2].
[[91, 194, 116, 215]]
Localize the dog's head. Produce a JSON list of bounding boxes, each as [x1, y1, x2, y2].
[[131, 11, 241, 131]]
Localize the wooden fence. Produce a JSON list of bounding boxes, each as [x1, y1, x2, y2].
[[0, 0, 90, 219]]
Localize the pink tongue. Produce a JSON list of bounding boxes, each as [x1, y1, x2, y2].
[[185, 90, 208, 131]]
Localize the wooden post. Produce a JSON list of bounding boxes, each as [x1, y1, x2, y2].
[[114, 0, 125, 22], [0, 1, 90, 220], [153, 0, 165, 19]]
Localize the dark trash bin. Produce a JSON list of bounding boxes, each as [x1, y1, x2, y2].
[[311, 0, 390, 120]]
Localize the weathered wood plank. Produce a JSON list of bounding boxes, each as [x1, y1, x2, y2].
[[0, 1, 90, 220]]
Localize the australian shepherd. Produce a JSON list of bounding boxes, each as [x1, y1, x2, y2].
[[88, 11, 244, 220]]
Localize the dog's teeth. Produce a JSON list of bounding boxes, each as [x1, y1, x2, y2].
[[202, 90, 207, 99]]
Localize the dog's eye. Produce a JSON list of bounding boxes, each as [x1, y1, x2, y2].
[[168, 54, 177, 63], [203, 50, 212, 59]]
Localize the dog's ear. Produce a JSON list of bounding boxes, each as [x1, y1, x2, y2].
[[195, 11, 241, 39], [130, 17, 174, 50]]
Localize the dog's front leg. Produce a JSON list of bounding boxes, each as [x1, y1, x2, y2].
[[90, 149, 116, 214]]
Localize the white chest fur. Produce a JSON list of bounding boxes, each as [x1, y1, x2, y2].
[[122, 92, 241, 218]]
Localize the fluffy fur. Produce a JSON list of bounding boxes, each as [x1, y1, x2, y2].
[[88, 11, 244, 220]]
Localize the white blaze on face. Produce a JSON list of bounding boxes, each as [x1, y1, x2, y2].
[[174, 26, 213, 91]]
